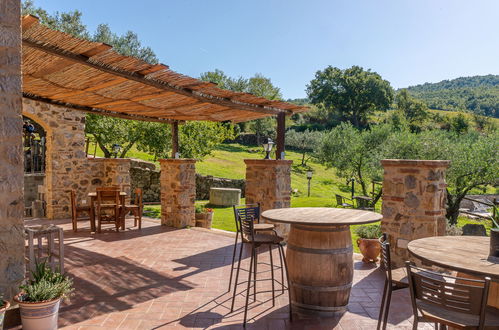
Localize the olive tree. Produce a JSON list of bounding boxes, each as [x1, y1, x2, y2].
[[285, 129, 324, 166]]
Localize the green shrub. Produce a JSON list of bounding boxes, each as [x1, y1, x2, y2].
[[354, 224, 382, 239], [18, 261, 73, 303]]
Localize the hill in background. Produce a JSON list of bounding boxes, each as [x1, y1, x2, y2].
[[405, 74, 499, 118]]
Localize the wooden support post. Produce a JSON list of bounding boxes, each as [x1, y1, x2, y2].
[[276, 113, 285, 160], [171, 121, 179, 158]]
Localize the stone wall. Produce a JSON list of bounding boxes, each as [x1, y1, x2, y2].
[[160, 159, 196, 228], [0, 0, 25, 300], [196, 174, 245, 200], [23, 98, 87, 219], [459, 194, 499, 210], [245, 159, 292, 238], [381, 159, 450, 267]]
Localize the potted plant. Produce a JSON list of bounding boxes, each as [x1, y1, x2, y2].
[[0, 295, 9, 329], [14, 261, 73, 330], [195, 205, 214, 229], [490, 204, 499, 257], [355, 224, 382, 263]]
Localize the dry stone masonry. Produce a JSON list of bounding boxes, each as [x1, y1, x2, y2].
[[160, 159, 196, 228], [0, 0, 25, 299], [381, 159, 450, 267], [245, 159, 292, 238]]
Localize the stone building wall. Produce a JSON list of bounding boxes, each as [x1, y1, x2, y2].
[[244, 159, 292, 237], [0, 0, 25, 300], [381, 159, 450, 267]]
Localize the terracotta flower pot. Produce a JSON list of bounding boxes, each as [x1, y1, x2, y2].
[[14, 295, 61, 330], [195, 212, 213, 229], [357, 238, 381, 263], [0, 300, 10, 329]]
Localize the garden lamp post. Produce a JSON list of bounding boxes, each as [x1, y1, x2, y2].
[[348, 177, 355, 199], [112, 143, 121, 158], [263, 138, 274, 160], [307, 170, 313, 197]]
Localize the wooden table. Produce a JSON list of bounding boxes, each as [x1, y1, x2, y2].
[[261, 207, 382, 316], [352, 195, 374, 209], [88, 192, 127, 232], [408, 236, 499, 308]]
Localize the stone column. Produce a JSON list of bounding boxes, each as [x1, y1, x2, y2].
[[381, 159, 450, 267], [244, 159, 292, 237], [160, 159, 196, 228], [0, 0, 25, 299]]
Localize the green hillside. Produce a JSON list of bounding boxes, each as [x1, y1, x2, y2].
[[405, 75, 499, 118]]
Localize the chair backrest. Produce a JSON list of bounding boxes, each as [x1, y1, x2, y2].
[[133, 188, 143, 209], [405, 261, 491, 329], [239, 215, 256, 243], [335, 194, 344, 205], [233, 203, 260, 233], [96, 186, 121, 207], [379, 233, 393, 282]]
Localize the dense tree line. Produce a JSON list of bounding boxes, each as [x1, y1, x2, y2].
[[406, 75, 499, 118]]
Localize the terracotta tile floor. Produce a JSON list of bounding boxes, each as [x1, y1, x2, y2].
[[22, 217, 432, 329]]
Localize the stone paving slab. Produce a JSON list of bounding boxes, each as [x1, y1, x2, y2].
[[16, 217, 431, 329]]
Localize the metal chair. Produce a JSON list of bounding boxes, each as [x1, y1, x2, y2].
[[377, 233, 409, 330], [230, 215, 292, 327], [228, 204, 276, 292], [335, 194, 354, 208], [405, 261, 499, 330]]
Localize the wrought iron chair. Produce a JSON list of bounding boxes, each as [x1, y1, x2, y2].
[[231, 215, 292, 327], [228, 204, 276, 292], [377, 233, 409, 330], [335, 194, 354, 208], [70, 190, 91, 232], [405, 261, 499, 329]]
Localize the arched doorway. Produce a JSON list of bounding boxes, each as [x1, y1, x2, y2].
[[23, 115, 47, 217]]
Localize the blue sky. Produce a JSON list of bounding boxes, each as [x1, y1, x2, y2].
[[33, 0, 499, 99]]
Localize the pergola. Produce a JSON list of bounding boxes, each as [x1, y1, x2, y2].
[[21, 15, 308, 158]]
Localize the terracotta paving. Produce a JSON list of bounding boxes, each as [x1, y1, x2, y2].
[[22, 217, 432, 329]]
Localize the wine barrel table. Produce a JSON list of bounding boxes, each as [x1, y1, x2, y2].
[[261, 207, 382, 316], [408, 236, 499, 309]]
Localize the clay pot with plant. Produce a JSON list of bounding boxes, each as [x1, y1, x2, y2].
[[0, 295, 10, 329], [14, 261, 74, 330], [355, 224, 382, 263], [195, 205, 214, 229]]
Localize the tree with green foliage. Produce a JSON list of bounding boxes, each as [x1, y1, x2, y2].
[[395, 89, 428, 131], [307, 66, 394, 128], [285, 129, 324, 166], [318, 123, 392, 195], [136, 121, 236, 160], [448, 113, 470, 134]]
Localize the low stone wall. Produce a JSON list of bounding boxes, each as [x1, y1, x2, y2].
[[460, 194, 499, 210], [129, 158, 246, 202]]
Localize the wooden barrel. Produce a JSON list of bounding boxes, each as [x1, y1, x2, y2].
[[287, 224, 353, 316]]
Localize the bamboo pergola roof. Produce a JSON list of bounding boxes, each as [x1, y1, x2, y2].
[[21, 15, 308, 123]]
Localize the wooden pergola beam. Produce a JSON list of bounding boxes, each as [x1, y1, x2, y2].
[[23, 93, 178, 124], [23, 38, 292, 117], [276, 113, 286, 160], [171, 121, 179, 158]]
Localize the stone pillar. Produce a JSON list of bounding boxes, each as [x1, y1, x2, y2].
[[0, 0, 25, 299], [244, 159, 292, 237], [381, 159, 450, 267], [160, 159, 196, 228]]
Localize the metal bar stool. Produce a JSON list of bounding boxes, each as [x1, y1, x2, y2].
[[230, 215, 292, 327], [228, 203, 279, 292]]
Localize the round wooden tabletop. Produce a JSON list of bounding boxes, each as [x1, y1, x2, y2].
[[261, 207, 382, 226], [408, 236, 499, 279]]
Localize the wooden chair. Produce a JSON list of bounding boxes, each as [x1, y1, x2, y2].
[[377, 233, 409, 330], [228, 203, 276, 292], [124, 188, 143, 229], [231, 215, 292, 327], [335, 194, 354, 208], [95, 187, 122, 233], [405, 261, 499, 330], [70, 190, 91, 232]]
